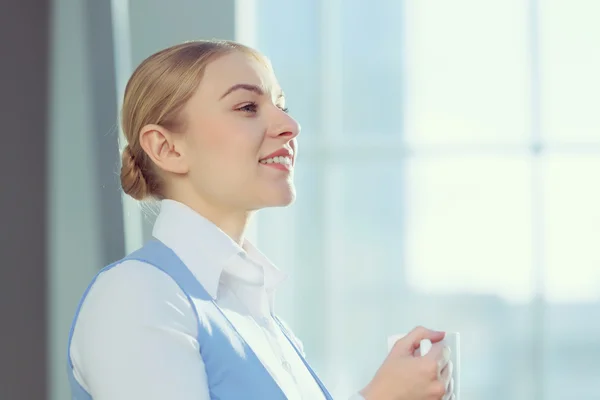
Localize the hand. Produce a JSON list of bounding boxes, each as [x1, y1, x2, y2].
[[359, 326, 453, 400]]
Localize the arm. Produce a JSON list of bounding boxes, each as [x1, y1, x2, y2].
[[70, 261, 210, 400]]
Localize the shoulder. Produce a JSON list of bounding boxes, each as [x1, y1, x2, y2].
[[76, 259, 196, 323], [86, 259, 186, 304], [71, 260, 199, 356], [69, 260, 208, 397]]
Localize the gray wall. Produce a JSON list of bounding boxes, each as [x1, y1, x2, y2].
[[1, 0, 50, 398], [1, 0, 239, 399]]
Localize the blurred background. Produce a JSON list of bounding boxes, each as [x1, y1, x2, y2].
[[2, 0, 599, 399]]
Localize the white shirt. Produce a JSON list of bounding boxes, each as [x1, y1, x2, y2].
[[70, 200, 364, 399]]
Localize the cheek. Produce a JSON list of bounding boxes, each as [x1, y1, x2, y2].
[[189, 117, 265, 176], [228, 120, 266, 164]]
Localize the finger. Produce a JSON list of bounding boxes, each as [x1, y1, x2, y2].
[[414, 339, 433, 357], [440, 361, 453, 389], [441, 378, 454, 400], [398, 326, 445, 354], [424, 342, 451, 368], [422, 341, 442, 361], [437, 348, 451, 376]]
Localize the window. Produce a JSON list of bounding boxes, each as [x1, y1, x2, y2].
[[252, 1, 600, 398]]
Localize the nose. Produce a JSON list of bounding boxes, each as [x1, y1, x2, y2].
[[268, 109, 300, 140]]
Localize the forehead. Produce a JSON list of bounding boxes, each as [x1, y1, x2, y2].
[[199, 51, 281, 98]]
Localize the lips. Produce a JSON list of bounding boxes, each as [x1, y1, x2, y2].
[[259, 147, 294, 161], [259, 147, 294, 171]]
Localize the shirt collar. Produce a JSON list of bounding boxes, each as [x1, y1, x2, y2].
[[152, 199, 287, 298], [236, 242, 288, 290]]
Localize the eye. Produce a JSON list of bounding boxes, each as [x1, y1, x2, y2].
[[276, 102, 289, 113], [237, 102, 258, 114]]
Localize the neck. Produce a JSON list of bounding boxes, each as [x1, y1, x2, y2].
[[170, 193, 252, 246]]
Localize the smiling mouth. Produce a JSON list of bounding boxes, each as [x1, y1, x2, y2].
[[259, 156, 293, 171]]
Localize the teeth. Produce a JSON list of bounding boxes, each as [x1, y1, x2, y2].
[[260, 156, 292, 166]]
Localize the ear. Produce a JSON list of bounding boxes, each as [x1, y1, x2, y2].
[[139, 124, 189, 175]]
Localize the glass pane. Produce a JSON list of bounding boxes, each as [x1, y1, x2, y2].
[[540, 1, 600, 143], [543, 155, 600, 400], [321, 161, 409, 398], [405, 156, 534, 400], [256, 0, 321, 140], [405, 156, 534, 301], [542, 155, 600, 302], [341, 0, 405, 137], [545, 302, 600, 400], [403, 0, 531, 146]]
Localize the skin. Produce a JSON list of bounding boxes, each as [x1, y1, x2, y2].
[[138, 50, 452, 399], [361, 327, 454, 400], [139, 51, 299, 245]]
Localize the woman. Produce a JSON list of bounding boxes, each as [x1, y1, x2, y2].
[[67, 40, 453, 400]]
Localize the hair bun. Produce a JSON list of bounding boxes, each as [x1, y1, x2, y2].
[[120, 145, 149, 200]]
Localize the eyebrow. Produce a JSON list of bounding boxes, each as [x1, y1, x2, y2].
[[220, 83, 284, 100]]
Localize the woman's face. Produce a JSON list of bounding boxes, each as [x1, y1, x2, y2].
[[178, 51, 300, 211]]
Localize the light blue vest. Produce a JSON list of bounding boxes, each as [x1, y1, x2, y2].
[[67, 239, 333, 399]]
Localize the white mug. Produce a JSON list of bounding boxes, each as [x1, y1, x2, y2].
[[388, 332, 460, 399]]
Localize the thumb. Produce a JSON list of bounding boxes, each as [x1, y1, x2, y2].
[[394, 326, 445, 355]]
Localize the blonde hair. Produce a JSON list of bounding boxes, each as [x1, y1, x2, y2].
[[119, 39, 265, 200]]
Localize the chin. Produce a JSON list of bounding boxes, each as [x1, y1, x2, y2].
[[257, 185, 296, 208], [271, 188, 297, 207]]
